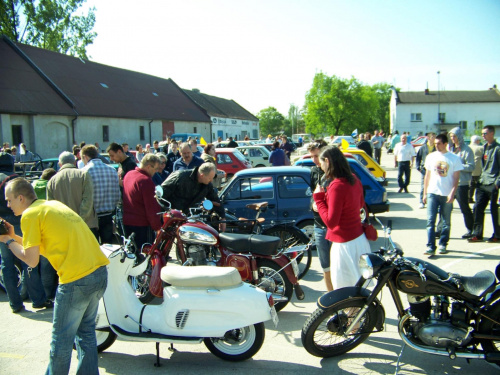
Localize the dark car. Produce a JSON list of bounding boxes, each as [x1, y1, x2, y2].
[[294, 158, 390, 214], [219, 167, 315, 235]]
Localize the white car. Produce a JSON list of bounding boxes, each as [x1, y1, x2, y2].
[[236, 145, 272, 167]]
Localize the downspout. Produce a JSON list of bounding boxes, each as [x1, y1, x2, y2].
[[71, 115, 78, 145], [149, 120, 153, 146]]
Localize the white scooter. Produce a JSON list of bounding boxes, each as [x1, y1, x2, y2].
[[95, 236, 278, 365]]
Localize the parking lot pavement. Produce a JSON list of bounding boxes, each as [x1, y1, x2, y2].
[[1, 152, 499, 374]]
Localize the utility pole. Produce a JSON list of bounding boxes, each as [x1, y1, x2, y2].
[[437, 71, 441, 124]]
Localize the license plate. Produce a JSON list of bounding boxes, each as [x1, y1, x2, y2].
[[270, 305, 279, 327], [291, 258, 299, 277]]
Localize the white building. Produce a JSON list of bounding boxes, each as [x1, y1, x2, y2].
[[184, 89, 259, 141], [390, 86, 500, 137]]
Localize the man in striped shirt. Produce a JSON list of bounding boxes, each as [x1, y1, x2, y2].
[[81, 145, 120, 244]]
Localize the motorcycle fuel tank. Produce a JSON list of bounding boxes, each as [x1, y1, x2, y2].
[[178, 222, 219, 245], [395, 270, 456, 295]]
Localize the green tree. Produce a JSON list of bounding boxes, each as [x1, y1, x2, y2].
[[257, 107, 285, 137], [368, 82, 393, 134], [304, 73, 377, 137], [0, 0, 97, 58]]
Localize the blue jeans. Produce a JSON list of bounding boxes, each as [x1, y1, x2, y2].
[[40, 256, 58, 300], [0, 217, 46, 310], [314, 225, 331, 271], [426, 193, 453, 250], [46, 266, 107, 375]]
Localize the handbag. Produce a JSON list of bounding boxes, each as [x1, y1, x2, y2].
[[362, 213, 378, 241]]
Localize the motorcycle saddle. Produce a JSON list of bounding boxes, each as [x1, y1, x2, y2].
[[460, 270, 496, 297], [219, 233, 281, 256], [161, 265, 242, 288]]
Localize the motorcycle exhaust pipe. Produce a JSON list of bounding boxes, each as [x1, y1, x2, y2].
[[295, 284, 305, 300]]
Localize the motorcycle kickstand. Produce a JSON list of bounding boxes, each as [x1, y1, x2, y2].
[[154, 342, 161, 367], [394, 342, 406, 375]]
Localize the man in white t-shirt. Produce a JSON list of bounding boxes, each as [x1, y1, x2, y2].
[[423, 133, 463, 256]]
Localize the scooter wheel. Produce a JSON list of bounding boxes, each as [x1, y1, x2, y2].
[[204, 322, 265, 361], [96, 329, 117, 352]]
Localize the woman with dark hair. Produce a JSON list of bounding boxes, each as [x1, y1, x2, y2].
[[313, 146, 371, 289]]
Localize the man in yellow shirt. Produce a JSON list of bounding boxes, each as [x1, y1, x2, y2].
[[0, 177, 109, 374]]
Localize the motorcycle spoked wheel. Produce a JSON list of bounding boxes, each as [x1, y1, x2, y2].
[[301, 298, 376, 358], [479, 300, 500, 369], [257, 259, 293, 312], [204, 322, 265, 362], [262, 225, 311, 280], [128, 259, 155, 304]]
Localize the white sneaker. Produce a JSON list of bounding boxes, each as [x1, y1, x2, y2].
[[438, 245, 447, 254], [419, 203, 425, 209]]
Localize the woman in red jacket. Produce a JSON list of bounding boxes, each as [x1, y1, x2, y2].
[[313, 146, 371, 289]]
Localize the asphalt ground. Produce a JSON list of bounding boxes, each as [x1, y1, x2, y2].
[[1, 151, 500, 374]]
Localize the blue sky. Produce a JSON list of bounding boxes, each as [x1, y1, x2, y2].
[[84, 0, 500, 116]]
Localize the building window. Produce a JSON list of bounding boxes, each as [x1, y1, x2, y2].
[[139, 126, 145, 141], [459, 121, 467, 130], [475, 120, 484, 130], [193, 127, 197, 133], [439, 113, 446, 123], [102, 125, 109, 142], [11, 125, 23, 145], [411, 113, 422, 122]]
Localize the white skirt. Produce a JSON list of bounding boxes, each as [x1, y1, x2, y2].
[[330, 233, 372, 290]]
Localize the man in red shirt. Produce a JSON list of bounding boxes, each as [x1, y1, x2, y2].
[[122, 154, 162, 251]]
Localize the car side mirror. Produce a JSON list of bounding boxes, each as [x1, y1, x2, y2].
[[305, 187, 312, 197]]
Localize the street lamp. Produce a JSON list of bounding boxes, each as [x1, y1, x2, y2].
[[437, 71, 441, 124]]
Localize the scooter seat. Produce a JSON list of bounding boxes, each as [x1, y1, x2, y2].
[[161, 265, 242, 288], [218, 233, 280, 256]]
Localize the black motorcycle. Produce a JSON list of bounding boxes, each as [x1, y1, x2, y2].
[[301, 218, 500, 369]]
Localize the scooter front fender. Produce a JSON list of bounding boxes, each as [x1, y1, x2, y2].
[[318, 287, 385, 331]]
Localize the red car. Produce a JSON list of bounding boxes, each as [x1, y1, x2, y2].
[[215, 148, 252, 179]]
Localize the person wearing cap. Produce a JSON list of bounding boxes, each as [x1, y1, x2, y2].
[[0, 152, 49, 313], [266, 134, 273, 144]]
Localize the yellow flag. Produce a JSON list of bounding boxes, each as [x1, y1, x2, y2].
[[199, 137, 207, 146], [341, 139, 349, 150]]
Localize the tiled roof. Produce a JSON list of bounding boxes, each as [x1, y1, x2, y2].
[[0, 38, 75, 115], [0, 36, 211, 122], [184, 89, 258, 121], [397, 89, 500, 104]]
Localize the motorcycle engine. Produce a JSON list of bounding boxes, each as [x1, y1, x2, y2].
[[407, 295, 472, 348], [186, 245, 208, 266]]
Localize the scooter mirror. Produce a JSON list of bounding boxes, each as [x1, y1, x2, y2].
[[202, 200, 214, 211], [155, 185, 163, 198]]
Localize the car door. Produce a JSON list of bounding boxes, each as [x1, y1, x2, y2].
[[276, 174, 312, 223], [220, 174, 278, 222]]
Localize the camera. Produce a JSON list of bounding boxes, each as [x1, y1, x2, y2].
[[0, 219, 9, 235]]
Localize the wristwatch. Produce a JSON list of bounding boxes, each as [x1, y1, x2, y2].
[[5, 239, 15, 247]]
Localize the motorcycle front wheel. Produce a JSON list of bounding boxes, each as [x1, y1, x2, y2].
[[204, 322, 265, 361], [262, 224, 311, 280], [301, 298, 376, 357], [257, 259, 293, 312]]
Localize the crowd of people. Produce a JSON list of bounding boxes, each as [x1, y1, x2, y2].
[[1, 126, 498, 372]]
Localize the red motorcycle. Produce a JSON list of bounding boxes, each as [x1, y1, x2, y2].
[[129, 199, 307, 312]]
